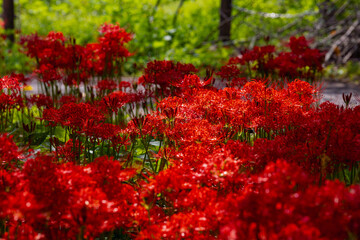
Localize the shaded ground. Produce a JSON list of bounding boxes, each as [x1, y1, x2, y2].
[[320, 80, 360, 107]]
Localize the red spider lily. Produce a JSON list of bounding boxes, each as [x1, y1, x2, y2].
[[34, 63, 62, 84], [220, 36, 324, 82], [288, 35, 310, 55], [20, 31, 66, 67], [1, 155, 147, 239], [240, 45, 276, 64], [126, 114, 166, 140], [138, 60, 198, 98], [216, 64, 242, 81], [101, 91, 130, 113], [98, 25, 132, 51], [59, 95, 80, 106], [138, 157, 360, 239], [169, 74, 212, 89], [0, 75, 25, 131], [84, 122, 122, 141], [215, 64, 248, 88], [0, 92, 23, 112], [216, 160, 360, 240], [43, 102, 106, 131], [2, 24, 360, 239], [29, 33, 68, 82], [8, 73, 30, 86], [273, 36, 324, 80], [119, 81, 132, 90], [96, 79, 118, 93], [0, 134, 24, 169], [91, 23, 133, 77], [21, 23, 133, 89], [56, 138, 84, 162], [272, 52, 300, 78], [0, 75, 21, 93], [285, 79, 317, 108], [27, 94, 53, 109], [99, 90, 146, 116]]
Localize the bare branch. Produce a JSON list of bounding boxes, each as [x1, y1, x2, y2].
[[325, 19, 359, 62]]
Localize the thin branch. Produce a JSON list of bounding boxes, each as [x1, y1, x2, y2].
[[343, 45, 358, 63], [325, 19, 359, 62]]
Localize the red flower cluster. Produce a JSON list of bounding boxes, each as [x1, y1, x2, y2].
[[0, 75, 26, 131], [1, 155, 147, 239], [217, 36, 324, 84], [20, 23, 133, 103], [138, 159, 360, 239], [138, 60, 198, 98], [0, 26, 359, 239], [0, 134, 24, 169]]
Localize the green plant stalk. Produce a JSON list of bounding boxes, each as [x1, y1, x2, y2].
[[100, 137, 106, 157], [4, 109, 9, 131], [107, 140, 111, 156], [92, 139, 96, 162], [84, 136, 88, 164], [72, 133, 76, 160], [341, 166, 350, 185], [155, 138, 164, 173], [49, 125, 53, 152], [50, 81, 55, 104], [107, 230, 114, 240], [142, 137, 155, 172], [127, 142, 135, 167], [247, 62, 252, 79], [64, 127, 68, 143], [78, 136, 82, 164], [77, 225, 85, 240], [0, 219, 5, 236], [350, 162, 357, 184]]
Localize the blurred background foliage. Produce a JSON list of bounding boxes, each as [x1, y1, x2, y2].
[[0, 0, 357, 76]]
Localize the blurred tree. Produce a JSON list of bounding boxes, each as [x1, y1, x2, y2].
[[2, 0, 15, 42], [219, 0, 232, 44]]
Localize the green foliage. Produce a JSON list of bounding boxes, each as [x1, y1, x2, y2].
[[324, 61, 360, 84], [1, 0, 320, 72], [0, 37, 33, 75]]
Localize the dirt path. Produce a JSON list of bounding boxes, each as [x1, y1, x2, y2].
[[320, 80, 360, 107]]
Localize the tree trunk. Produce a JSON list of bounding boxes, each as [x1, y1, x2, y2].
[[2, 0, 15, 42], [219, 0, 232, 44]]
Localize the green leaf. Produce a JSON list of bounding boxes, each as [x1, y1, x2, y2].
[[54, 126, 67, 143]]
